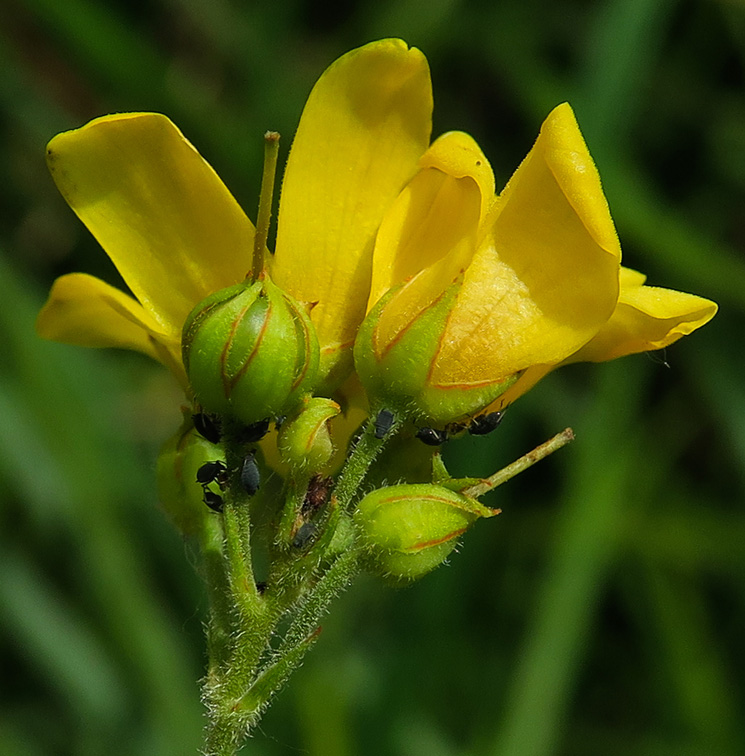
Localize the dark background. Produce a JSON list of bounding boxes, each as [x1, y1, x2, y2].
[[1, 0, 744, 754]]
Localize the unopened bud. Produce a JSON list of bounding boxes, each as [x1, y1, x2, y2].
[[278, 397, 341, 474], [182, 275, 319, 425], [354, 483, 497, 581], [354, 283, 517, 425], [157, 419, 226, 535]]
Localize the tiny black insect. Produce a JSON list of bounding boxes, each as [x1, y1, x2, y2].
[[203, 489, 224, 513], [239, 418, 271, 443], [468, 411, 503, 436], [275, 415, 287, 430], [374, 409, 395, 439], [240, 452, 261, 496], [192, 413, 221, 444], [292, 521, 317, 550], [415, 427, 449, 446], [196, 460, 228, 486]]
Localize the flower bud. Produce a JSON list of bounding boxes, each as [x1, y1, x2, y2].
[[278, 397, 341, 474], [354, 282, 518, 425], [354, 483, 497, 580], [182, 275, 319, 425], [157, 419, 226, 536]]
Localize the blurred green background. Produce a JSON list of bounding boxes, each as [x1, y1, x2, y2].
[[1, 0, 744, 754]]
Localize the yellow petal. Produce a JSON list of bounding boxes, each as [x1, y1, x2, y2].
[[568, 279, 718, 363], [368, 131, 492, 310], [620, 265, 647, 287], [418, 131, 496, 224], [487, 268, 717, 409], [487, 364, 555, 411], [36, 273, 183, 377], [272, 39, 433, 381], [431, 103, 622, 387], [46, 113, 255, 337]]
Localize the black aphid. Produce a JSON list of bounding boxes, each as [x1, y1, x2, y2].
[[415, 427, 449, 446], [203, 489, 224, 513], [468, 412, 503, 436], [292, 522, 317, 550], [192, 413, 221, 444], [196, 460, 227, 486], [240, 452, 261, 496], [374, 409, 395, 439], [239, 418, 271, 443]]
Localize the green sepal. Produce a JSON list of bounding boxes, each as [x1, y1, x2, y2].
[[441, 477, 489, 493], [431, 451, 450, 484], [430, 451, 488, 493]]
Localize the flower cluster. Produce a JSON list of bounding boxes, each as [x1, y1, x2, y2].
[[35, 41, 718, 744], [37, 39, 716, 433], [37, 39, 716, 573]]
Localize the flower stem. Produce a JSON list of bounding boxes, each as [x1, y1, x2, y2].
[[200, 414, 381, 754], [275, 547, 361, 656], [221, 499, 259, 617], [334, 411, 401, 510], [199, 516, 232, 669], [252, 131, 280, 279], [461, 427, 575, 499]]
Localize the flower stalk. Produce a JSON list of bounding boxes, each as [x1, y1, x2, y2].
[[334, 409, 403, 510], [252, 131, 280, 280], [198, 410, 575, 753], [198, 426, 374, 755], [460, 427, 576, 498]]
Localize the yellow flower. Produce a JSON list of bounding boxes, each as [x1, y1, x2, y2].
[[37, 38, 716, 424], [36, 39, 433, 393], [354, 104, 718, 422]]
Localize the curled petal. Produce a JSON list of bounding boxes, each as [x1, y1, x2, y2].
[[46, 113, 255, 336], [273, 39, 433, 385], [418, 130, 495, 224], [569, 274, 718, 363], [431, 103, 622, 388], [36, 273, 183, 379], [368, 131, 491, 310]]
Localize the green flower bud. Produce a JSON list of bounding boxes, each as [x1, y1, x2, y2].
[[354, 282, 517, 425], [277, 397, 341, 474], [157, 419, 226, 536], [182, 275, 319, 425], [354, 483, 498, 581]]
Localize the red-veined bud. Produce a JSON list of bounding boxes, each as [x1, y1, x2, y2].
[[182, 275, 319, 425], [354, 483, 498, 581], [353, 282, 518, 425], [277, 397, 341, 474]]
